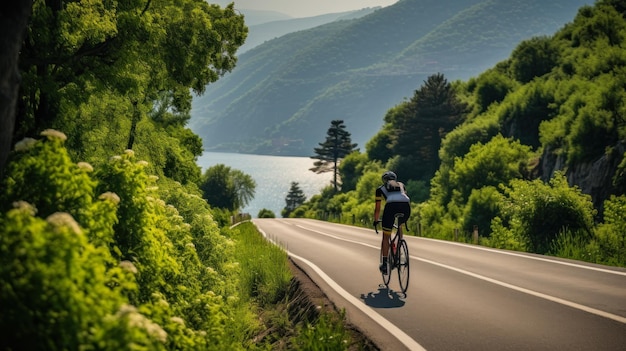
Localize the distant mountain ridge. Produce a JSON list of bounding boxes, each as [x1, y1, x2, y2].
[[239, 7, 380, 53], [191, 0, 592, 156]]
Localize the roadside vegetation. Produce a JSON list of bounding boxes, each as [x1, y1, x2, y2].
[[0, 135, 362, 349]]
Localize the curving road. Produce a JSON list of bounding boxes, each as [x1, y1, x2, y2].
[[252, 218, 626, 351]]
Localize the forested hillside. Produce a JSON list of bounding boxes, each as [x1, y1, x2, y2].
[[292, 0, 626, 267], [190, 0, 591, 156], [239, 8, 379, 53]]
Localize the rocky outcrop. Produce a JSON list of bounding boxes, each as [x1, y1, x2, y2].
[[539, 141, 625, 216]]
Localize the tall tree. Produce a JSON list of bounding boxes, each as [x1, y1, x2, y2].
[[283, 181, 306, 217], [0, 0, 33, 177], [14, 0, 247, 155], [310, 119, 358, 192], [391, 73, 466, 181]]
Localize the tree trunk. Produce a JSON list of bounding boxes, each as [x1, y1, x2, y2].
[[0, 0, 33, 177], [126, 101, 141, 150]]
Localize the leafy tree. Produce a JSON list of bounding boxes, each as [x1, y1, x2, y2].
[[11, 0, 246, 183], [199, 164, 256, 212], [449, 134, 532, 205], [390, 73, 466, 182], [510, 36, 558, 83], [471, 68, 518, 112], [310, 119, 358, 192], [338, 151, 369, 192], [282, 182, 307, 217]]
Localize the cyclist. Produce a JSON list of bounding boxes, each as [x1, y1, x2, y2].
[[373, 171, 411, 274]]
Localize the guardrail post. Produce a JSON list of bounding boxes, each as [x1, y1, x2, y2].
[[473, 225, 479, 244]]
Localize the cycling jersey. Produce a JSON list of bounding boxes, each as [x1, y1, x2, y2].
[[376, 182, 410, 203]]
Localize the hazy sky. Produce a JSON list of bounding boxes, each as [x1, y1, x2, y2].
[[211, 0, 399, 17]]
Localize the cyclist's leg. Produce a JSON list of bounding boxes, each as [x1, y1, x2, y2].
[[380, 205, 394, 272], [398, 202, 411, 241]]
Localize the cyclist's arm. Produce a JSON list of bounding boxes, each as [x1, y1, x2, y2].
[[374, 188, 383, 222]]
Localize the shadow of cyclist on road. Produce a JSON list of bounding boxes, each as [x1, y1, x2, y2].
[[360, 285, 405, 308]]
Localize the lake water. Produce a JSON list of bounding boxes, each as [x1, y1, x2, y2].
[[196, 152, 332, 217]]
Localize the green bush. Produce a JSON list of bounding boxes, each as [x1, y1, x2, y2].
[[500, 172, 596, 254], [258, 208, 276, 218], [0, 132, 253, 350]]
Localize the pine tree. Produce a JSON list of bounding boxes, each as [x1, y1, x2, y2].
[[392, 73, 466, 181], [310, 120, 358, 192], [283, 182, 306, 217]]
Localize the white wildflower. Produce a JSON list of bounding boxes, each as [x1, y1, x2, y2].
[[116, 304, 167, 343], [124, 149, 135, 157], [14, 138, 37, 152], [110, 155, 122, 161], [99, 192, 121, 205], [149, 175, 159, 182], [46, 212, 82, 235], [40, 129, 67, 141], [77, 162, 94, 172], [137, 160, 149, 167], [12, 201, 37, 215], [119, 260, 138, 274], [170, 317, 185, 327], [185, 242, 195, 249]]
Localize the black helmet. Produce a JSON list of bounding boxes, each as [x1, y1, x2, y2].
[[382, 171, 397, 182]]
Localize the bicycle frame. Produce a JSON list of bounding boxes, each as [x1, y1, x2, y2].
[[374, 213, 410, 295]]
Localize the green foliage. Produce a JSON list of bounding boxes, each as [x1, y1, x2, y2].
[[482, 216, 528, 251], [283, 182, 307, 218], [0, 134, 265, 350], [500, 173, 596, 254], [471, 68, 518, 112], [228, 222, 291, 306], [16, 0, 246, 192], [337, 151, 369, 192], [509, 36, 559, 83], [198, 164, 256, 212], [448, 134, 532, 205], [291, 311, 351, 351], [310, 120, 358, 192], [594, 195, 626, 266], [390, 73, 467, 182], [462, 186, 504, 237], [405, 179, 429, 203], [258, 208, 276, 218], [365, 123, 395, 164]]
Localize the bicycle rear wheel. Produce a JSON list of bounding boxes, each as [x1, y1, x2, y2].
[[381, 245, 392, 286], [397, 239, 410, 294]]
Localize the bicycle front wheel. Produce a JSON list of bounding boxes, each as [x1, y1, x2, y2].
[[397, 239, 410, 294]]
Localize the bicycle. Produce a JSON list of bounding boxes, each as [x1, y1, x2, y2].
[[374, 213, 410, 295]]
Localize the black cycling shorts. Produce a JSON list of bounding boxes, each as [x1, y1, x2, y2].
[[382, 202, 411, 232]]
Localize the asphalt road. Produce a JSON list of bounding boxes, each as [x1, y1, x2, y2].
[[252, 218, 626, 351]]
